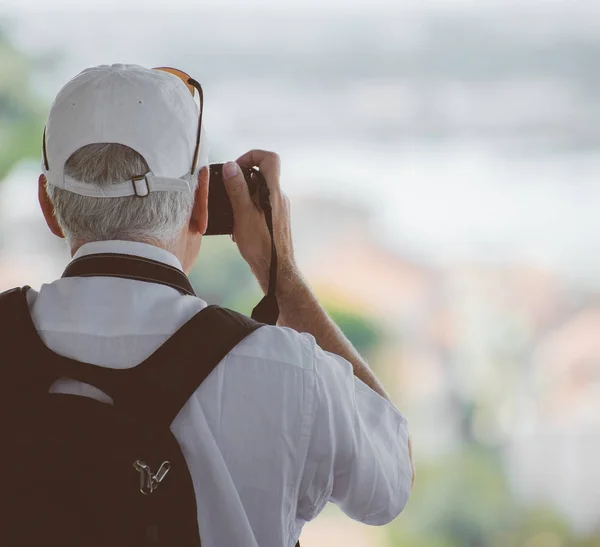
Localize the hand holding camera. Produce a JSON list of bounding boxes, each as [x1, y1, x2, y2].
[[212, 150, 297, 295]]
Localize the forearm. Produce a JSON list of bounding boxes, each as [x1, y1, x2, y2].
[[275, 270, 391, 402]]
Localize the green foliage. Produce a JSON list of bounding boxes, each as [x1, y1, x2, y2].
[[189, 235, 259, 310], [0, 30, 45, 181], [386, 444, 600, 547], [324, 302, 382, 357], [389, 445, 513, 546]]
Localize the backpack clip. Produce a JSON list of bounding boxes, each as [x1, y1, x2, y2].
[[133, 460, 171, 495]]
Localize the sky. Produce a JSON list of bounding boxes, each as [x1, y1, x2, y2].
[[0, 0, 531, 10], [3, 0, 597, 13]]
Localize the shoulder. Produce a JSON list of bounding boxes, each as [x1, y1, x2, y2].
[[226, 323, 318, 373], [222, 323, 357, 402], [226, 322, 358, 389]]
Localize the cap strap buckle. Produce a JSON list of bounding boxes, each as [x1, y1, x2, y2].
[[132, 175, 150, 197]]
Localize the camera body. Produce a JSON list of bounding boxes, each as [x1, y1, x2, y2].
[[206, 163, 267, 235]]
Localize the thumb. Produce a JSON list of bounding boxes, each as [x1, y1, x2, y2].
[[223, 162, 252, 213]]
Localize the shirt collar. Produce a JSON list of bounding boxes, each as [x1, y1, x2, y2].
[[72, 240, 184, 272]]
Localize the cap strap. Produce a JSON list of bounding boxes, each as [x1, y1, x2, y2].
[[47, 173, 193, 198]]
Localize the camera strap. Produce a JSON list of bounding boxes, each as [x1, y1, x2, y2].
[[250, 182, 280, 325], [62, 252, 197, 296], [62, 240, 280, 326]]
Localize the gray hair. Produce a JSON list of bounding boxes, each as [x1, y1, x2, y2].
[[45, 143, 197, 250]]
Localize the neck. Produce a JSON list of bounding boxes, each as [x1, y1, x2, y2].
[[70, 238, 169, 256], [70, 235, 195, 274]]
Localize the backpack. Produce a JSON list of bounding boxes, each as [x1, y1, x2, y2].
[[0, 285, 264, 546]]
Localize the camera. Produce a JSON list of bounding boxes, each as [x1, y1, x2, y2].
[[206, 163, 268, 236]]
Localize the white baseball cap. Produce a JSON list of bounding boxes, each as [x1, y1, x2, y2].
[[42, 63, 208, 198]]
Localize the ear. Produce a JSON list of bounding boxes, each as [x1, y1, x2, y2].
[[189, 166, 209, 235], [38, 174, 65, 239]]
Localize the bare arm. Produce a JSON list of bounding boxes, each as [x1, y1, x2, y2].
[[275, 270, 391, 401]]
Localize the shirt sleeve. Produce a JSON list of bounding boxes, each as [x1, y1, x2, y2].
[[296, 335, 412, 526]]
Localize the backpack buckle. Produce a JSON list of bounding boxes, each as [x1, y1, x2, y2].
[[134, 460, 171, 495]]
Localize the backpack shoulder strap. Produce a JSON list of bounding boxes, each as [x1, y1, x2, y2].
[[125, 305, 265, 427]]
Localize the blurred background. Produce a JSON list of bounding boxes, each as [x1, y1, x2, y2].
[[2, 0, 600, 544]]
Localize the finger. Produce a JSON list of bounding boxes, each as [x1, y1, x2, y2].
[[222, 162, 253, 214], [236, 149, 281, 178], [236, 149, 281, 193]]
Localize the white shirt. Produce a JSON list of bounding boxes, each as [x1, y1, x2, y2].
[[25, 240, 412, 547]]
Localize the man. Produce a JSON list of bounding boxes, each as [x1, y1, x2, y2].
[[34, 64, 413, 547]]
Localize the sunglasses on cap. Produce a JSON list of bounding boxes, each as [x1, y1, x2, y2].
[[153, 67, 204, 175], [43, 66, 205, 176]]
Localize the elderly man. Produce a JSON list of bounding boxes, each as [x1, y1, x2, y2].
[[1, 64, 413, 547]]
